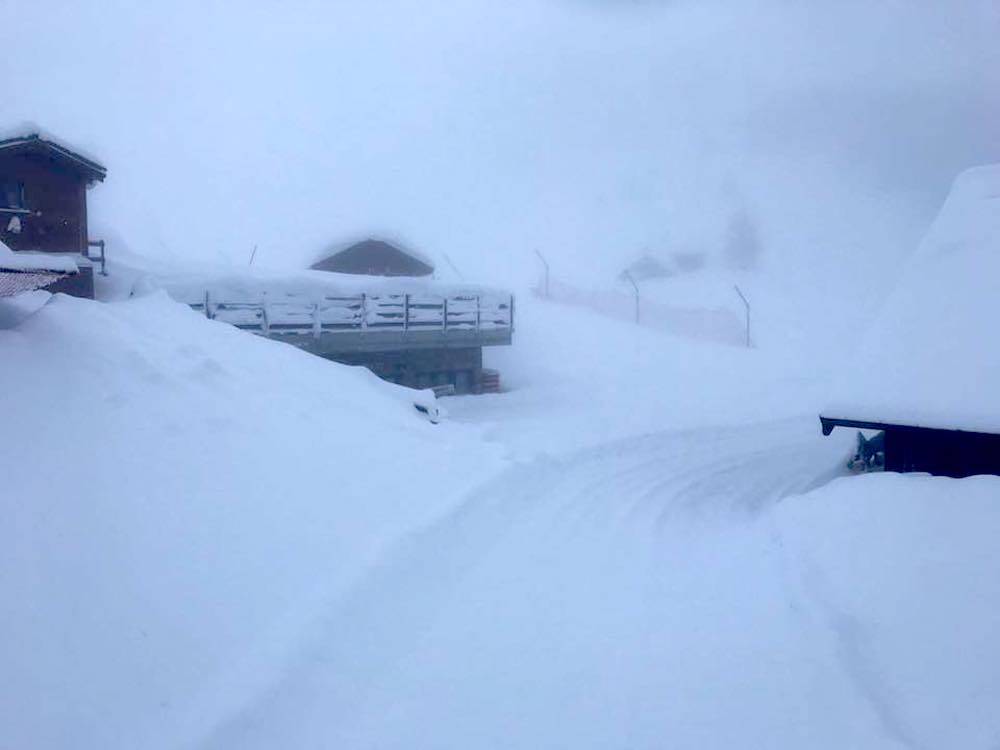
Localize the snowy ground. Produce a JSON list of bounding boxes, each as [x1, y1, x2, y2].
[[205, 427, 1000, 750], [0, 291, 503, 749], [2, 286, 999, 749]]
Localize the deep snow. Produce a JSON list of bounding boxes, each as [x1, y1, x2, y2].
[[204, 429, 1000, 750], [2, 215, 999, 749], [0, 291, 503, 749]]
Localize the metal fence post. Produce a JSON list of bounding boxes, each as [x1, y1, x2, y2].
[[534, 249, 550, 298], [623, 271, 640, 324], [733, 285, 751, 348]]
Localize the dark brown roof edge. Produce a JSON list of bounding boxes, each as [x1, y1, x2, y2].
[[0, 133, 107, 182], [820, 415, 1000, 439]]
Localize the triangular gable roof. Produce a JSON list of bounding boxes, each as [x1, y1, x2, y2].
[[0, 132, 107, 183], [311, 238, 435, 277]]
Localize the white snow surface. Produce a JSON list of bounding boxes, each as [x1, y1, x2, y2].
[[205, 443, 1000, 750], [825, 163, 1000, 432], [136, 265, 506, 306], [0, 121, 106, 170], [0, 291, 501, 749], [3, 270, 999, 749], [0, 238, 79, 273]]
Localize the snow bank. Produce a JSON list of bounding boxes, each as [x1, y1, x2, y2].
[[0, 291, 501, 749], [775, 472, 1000, 749], [824, 164, 1000, 432]]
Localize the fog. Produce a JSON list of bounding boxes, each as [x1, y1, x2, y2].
[[2, 0, 997, 286]]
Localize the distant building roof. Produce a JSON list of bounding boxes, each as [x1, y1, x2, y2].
[[0, 131, 107, 184], [822, 163, 1000, 434], [311, 238, 435, 278]]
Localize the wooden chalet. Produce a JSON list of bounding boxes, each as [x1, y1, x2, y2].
[[311, 238, 434, 278], [0, 131, 107, 298]]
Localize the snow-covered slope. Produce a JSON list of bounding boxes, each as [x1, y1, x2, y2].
[[0, 292, 502, 749], [825, 163, 1000, 431]]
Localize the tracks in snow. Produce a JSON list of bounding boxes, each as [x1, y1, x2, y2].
[[203, 418, 884, 749]]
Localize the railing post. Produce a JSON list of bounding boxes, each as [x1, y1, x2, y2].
[[442, 297, 448, 331], [204, 291, 211, 319], [476, 295, 481, 330], [403, 293, 409, 332], [312, 302, 321, 338], [360, 293, 367, 330], [261, 293, 269, 335]]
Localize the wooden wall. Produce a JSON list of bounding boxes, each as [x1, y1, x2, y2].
[[0, 151, 88, 254], [884, 426, 1000, 478]]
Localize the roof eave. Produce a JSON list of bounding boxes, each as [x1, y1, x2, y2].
[[820, 415, 1000, 439], [0, 134, 107, 182]]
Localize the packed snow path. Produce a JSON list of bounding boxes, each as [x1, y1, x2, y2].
[[200, 418, 932, 750]]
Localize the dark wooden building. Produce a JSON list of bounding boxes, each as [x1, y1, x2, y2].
[[0, 132, 107, 298], [311, 238, 434, 277], [821, 417, 1000, 479]]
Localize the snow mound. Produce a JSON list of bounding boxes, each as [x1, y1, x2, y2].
[[0, 291, 499, 749], [825, 163, 1000, 432], [775, 472, 1000, 749]]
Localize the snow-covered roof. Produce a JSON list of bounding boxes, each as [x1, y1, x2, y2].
[[313, 237, 436, 273], [0, 239, 79, 274], [0, 126, 106, 183], [823, 164, 1000, 433], [141, 265, 507, 304]]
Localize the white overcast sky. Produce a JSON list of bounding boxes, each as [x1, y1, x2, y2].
[[1, 0, 997, 284]]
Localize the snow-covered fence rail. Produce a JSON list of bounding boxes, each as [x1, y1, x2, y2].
[[189, 291, 514, 351]]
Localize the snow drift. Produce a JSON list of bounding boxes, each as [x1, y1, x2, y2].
[[0, 291, 500, 749]]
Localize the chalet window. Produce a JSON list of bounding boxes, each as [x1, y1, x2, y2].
[[1, 180, 25, 210]]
